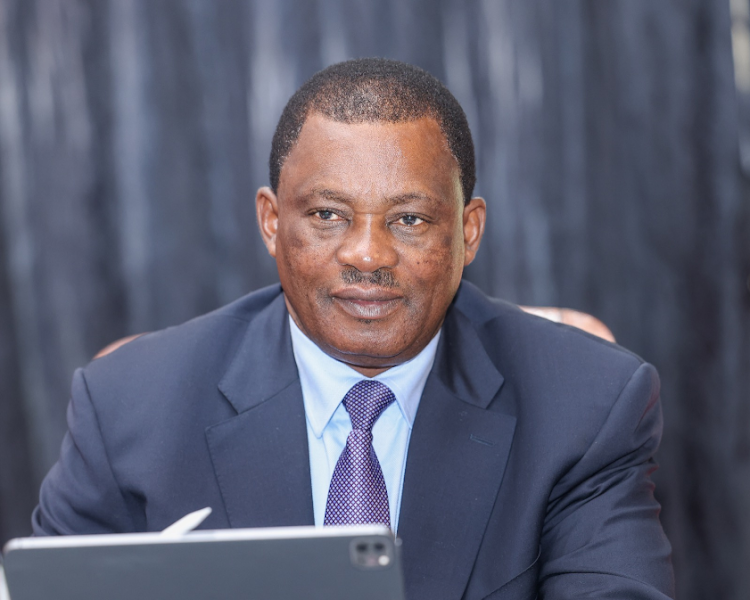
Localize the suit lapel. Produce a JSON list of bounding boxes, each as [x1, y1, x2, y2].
[[399, 306, 517, 600], [205, 293, 315, 528]]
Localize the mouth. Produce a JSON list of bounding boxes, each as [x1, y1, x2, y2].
[[330, 287, 404, 321]]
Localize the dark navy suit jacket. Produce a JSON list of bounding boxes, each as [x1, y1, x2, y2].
[[33, 282, 674, 599]]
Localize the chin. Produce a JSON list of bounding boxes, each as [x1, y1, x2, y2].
[[323, 334, 405, 363]]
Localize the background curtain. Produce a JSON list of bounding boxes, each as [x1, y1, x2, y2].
[[0, 1, 748, 598]]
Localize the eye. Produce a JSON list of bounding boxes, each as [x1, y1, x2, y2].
[[314, 210, 342, 221], [397, 214, 424, 227]]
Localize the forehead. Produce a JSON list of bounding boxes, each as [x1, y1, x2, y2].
[[277, 113, 462, 203]]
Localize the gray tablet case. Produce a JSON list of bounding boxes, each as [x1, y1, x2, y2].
[[3, 525, 405, 600]]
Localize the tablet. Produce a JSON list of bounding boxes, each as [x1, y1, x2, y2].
[[2, 525, 404, 600]]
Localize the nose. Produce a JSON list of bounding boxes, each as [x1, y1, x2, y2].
[[335, 215, 398, 273]]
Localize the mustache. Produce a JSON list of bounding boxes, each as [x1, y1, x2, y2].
[[340, 268, 398, 288]]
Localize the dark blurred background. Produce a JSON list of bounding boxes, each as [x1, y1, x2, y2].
[[0, 0, 748, 598]]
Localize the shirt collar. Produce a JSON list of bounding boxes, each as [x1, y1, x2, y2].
[[289, 316, 441, 438]]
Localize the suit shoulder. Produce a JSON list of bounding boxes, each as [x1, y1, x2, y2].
[[453, 280, 648, 399], [81, 284, 283, 400], [452, 283, 660, 470]]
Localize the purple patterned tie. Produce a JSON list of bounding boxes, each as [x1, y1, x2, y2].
[[324, 380, 396, 528]]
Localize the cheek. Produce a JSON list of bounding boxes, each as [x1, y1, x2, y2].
[[405, 250, 459, 301], [278, 221, 307, 250], [278, 228, 330, 282], [413, 233, 464, 280]]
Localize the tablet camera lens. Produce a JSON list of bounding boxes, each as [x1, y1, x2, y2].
[[350, 537, 393, 570]]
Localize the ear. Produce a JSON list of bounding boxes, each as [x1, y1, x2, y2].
[[256, 186, 280, 258], [462, 197, 486, 266]]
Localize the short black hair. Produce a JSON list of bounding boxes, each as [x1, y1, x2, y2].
[[269, 58, 476, 204]]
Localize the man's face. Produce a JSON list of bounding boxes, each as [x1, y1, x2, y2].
[[257, 113, 485, 376]]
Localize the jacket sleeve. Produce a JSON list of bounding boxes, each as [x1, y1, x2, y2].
[[32, 368, 138, 535], [539, 362, 675, 599]]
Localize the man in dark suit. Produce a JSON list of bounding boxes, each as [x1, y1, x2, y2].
[[33, 59, 675, 599]]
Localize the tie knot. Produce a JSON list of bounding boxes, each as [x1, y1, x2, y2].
[[342, 380, 395, 431]]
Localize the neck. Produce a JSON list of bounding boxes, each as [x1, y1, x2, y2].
[[346, 363, 391, 378]]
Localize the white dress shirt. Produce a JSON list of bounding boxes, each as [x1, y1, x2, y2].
[[289, 317, 440, 531]]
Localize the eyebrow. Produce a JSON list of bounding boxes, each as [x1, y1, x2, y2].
[[304, 188, 439, 206], [305, 188, 352, 204]]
